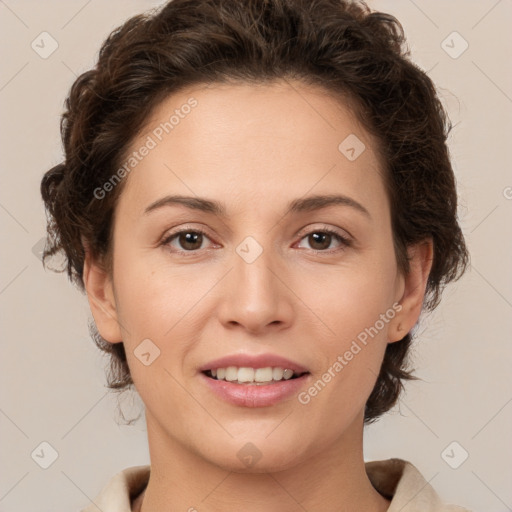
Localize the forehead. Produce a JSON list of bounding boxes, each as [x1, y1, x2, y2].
[[117, 80, 387, 219]]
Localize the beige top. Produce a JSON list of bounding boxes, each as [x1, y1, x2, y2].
[[81, 458, 472, 511]]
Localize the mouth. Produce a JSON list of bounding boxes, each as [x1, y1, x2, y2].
[[198, 354, 311, 406], [202, 367, 310, 385]]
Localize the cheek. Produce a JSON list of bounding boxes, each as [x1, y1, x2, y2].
[[314, 289, 391, 390], [111, 249, 220, 386], [297, 251, 398, 402], [296, 281, 393, 432], [111, 255, 198, 401], [112, 245, 190, 336], [303, 256, 398, 343]]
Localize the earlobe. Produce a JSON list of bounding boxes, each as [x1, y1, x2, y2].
[[82, 249, 123, 344], [389, 239, 434, 343]]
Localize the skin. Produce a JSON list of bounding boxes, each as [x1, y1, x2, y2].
[[83, 80, 433, 512]]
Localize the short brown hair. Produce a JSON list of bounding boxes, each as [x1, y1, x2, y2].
[[40, 0, 469, 424]]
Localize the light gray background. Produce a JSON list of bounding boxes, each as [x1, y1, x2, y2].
[[1, 1, 511, 511]]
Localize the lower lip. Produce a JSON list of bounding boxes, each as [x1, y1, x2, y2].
[[199, 372, 310, 408]]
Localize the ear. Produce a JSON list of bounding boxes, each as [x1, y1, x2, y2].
[[388, 238, 434, 343], [82, 247, 123, 344]]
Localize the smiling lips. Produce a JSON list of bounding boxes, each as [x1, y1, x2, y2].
[[199, 352, 309, 374], [199, 353, 311, 407], [205, 366, 304, 384]]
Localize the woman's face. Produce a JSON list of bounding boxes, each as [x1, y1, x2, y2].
[[86, 80, 422, 472]]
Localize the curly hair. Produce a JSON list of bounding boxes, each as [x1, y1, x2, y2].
[[40, 0, 469, 424]]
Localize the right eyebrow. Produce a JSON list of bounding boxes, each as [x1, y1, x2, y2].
[[144, 195, 225, 216]]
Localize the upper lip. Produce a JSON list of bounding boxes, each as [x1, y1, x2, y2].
[[199, 353, 309, 374]]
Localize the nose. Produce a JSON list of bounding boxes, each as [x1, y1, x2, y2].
[[217, 241, 294, 334]]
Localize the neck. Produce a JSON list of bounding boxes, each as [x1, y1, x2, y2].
[[137, 410, 390, 512]]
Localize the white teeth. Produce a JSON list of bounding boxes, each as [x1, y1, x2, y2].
[[207, 366, 301, 384], [235, 367, 254, 382], [282, 369, 294, 380], [225, 366, 238, 381], [272, 367, 284, 380], [255, 367, 273, 382]]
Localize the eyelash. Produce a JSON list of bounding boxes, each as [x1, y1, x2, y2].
[[160, 225, 352, 256]]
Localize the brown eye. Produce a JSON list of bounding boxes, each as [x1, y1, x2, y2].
[[162, 229, 212, 253], [307, 232, 332, 251], [297, 228, 351, 253], [177, 231, 204, 250]]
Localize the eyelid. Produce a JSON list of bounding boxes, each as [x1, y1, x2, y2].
[[160, 223, 353, 254], [295, 223, 353, 242], [159, 224, 216, 249], [294, 225, 353, 253]]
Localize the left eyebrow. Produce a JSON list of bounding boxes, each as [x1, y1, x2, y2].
[[287, 194, 371, 219], [143, 193, 371, 220]]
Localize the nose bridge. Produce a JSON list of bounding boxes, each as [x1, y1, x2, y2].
[[219, 230, 292, 331], [235, 232, 279, 302]]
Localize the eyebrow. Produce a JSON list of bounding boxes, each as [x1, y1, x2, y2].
[[144, 193, 371, 219]]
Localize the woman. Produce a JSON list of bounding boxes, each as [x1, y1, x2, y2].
[[40, 0, 471, 510]]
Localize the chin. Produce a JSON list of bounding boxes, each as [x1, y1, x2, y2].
[[205, 435, 308, 474], [214, 453, 304, 474]]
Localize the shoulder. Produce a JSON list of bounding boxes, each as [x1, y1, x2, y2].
[[365, 458, 473, 512], [81, 460, 474, 512], [80, 465, 150, 512]]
